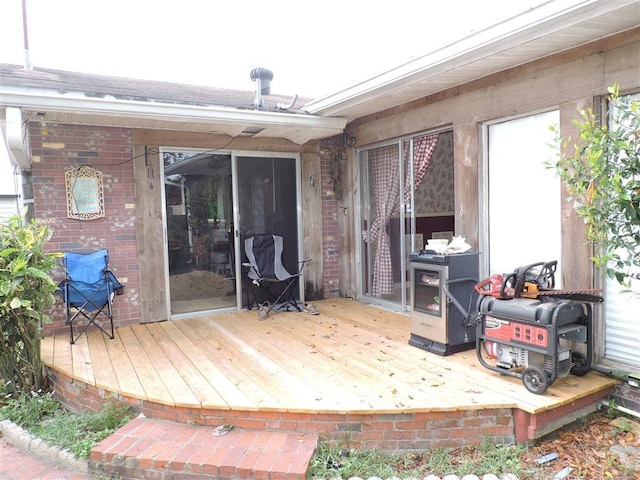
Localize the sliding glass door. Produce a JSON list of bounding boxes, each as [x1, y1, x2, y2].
[[358, 132, 447, 311], [162, 150, 301, 317]]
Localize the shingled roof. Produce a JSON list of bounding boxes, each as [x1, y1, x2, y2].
[[0, 63, 311, 113]]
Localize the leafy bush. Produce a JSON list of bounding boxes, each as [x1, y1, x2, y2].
[[0, 215, 60, 391], [552, 84, 640, 285]]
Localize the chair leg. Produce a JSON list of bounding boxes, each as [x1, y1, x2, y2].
[[68, 300, 115, 344], [69, 309, 113, 344], [269, 277, 302, 312], [67, 303, 75, 345]]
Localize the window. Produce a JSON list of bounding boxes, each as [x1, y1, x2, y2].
[[485, 111, 562, 282]]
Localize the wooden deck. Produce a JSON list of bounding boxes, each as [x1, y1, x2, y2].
[[42, 298, 615, 417]]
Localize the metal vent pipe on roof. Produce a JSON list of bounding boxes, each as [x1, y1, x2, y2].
[[250, 67, 273, 108]]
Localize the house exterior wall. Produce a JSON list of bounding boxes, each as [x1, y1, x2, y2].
[[29, 123, 140, 336], [340, 29, 640, 365], [29, 124, 335, 333]]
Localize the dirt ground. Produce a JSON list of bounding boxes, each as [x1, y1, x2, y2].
[[520, 410, 640, 479]]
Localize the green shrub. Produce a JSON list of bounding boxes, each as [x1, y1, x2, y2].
[[0, 390, 59, 428], [0, 215, 60, 391], [552, 84, 640, 285], [1, 392, 132, 458]]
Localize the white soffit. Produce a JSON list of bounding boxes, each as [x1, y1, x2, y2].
[[305, 0, 640, 121]]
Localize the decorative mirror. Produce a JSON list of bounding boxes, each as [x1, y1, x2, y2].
[[65, 166, 105, 220]]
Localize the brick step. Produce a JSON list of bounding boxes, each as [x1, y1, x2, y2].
[[89, 416, 318, 479]]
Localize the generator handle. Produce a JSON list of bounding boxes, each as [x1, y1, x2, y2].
[[443, 277, 478, 322], [501, 272, 517, 298]]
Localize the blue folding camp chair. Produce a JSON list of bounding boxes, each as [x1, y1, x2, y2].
[[59, 249, 124, 344], [243, 234, 310, 313]]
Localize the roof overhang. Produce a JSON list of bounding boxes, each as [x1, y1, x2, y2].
[[305, 0, 640, 121], [0, 87, 346, 146]]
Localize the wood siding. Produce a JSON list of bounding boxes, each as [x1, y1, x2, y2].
[[133, 145, 167, 322]]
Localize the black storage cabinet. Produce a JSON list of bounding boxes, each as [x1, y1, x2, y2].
[[409, 252, 479, 355]]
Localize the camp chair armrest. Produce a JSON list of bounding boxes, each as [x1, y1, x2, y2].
[[294, 259, 312, 274]]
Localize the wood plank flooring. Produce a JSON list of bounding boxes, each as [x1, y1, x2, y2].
[[41, 298, 617, 415]]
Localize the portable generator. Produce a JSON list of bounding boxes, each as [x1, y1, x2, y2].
[[475, 261, 599, 394]]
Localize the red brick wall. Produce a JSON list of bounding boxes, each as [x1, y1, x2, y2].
[[320, 154, 339, 298], [29, 122, 140, 335], [47, 367, 516, 451]]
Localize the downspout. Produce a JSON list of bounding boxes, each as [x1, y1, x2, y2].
[[4, 107, 31, 170], [599, 400, 640, 420]]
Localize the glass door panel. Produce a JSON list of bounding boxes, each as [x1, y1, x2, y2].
[[235, 155, 299, 308], [487, 111, 561, 281], [359, 143, 404, 306], [359, 132, 447, 312], [163, 152, 235, 315]]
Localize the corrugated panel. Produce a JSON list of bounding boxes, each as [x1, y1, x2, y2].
[[0, 199, 19, 223], [605, 275, 640, 366], [604, 92, 640, 367]]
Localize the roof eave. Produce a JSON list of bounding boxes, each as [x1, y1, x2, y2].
[[305, 0, 639, 119], [0, 87, 346, 145]]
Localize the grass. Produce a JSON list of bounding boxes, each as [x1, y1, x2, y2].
[[308, 408, 640, 480], [0, 390, 132, 458], [308, 436, 529, 479]]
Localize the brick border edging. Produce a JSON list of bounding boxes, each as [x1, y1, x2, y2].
[[0, 418, 89, 475], [47, 367, 517, 451]]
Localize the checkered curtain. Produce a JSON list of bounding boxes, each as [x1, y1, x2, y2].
[[403, 134, 439, 206], [366, 134, 439, 297], [368, 144, 400, 296]]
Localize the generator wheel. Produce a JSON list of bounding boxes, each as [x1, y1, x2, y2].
[[570, 351, 590, 376], [522, 366, 549, 394]]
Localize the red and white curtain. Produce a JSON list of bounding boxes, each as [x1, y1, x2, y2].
[[404, 134, 439, 207], [365, 134, 439, 297]]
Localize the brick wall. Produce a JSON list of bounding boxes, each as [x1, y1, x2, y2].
[[320, 153, 340, 297], [48, 367, 516, 451], [30, 122, 140, 335]]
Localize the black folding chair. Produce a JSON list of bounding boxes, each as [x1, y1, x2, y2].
[[243, 234, 309, 313], [59, 249, 124, 344]]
